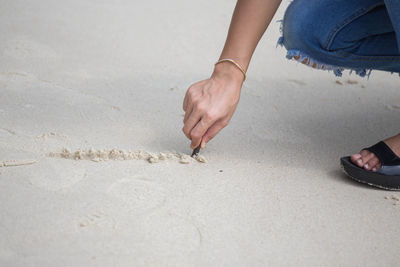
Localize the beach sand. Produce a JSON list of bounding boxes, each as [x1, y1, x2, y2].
[[1, 0, 400, 266]]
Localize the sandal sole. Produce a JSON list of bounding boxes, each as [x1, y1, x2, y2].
[[340, 157, 400, 191]]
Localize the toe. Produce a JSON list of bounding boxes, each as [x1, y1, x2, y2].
[[351, 153, 361, 161], [375, 162, 382, 171], [351, 153, 364, 167], [366, 156, 380, 171], [360, 150, 375, 167]]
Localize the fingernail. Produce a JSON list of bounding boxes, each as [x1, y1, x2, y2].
[[372, 168, 377, 172], [364, 163, 369, 169], [201, 141, 206, 149], [357, 159, 363, 165]]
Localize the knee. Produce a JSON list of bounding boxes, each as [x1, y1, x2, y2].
[[281, 0, 327, 52]]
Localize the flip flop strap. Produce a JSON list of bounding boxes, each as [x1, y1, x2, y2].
[[364, 141, 400, 166]]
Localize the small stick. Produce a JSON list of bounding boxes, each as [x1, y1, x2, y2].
[[191, 145, 201, 157]]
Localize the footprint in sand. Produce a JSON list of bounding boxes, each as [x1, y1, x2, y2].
[[139, 214, 203, 251], [0, 128, 16, 137], [287, 79, 306, 86], [386, 104, 400, 111], [0, 246, 17, 262], [107, 177, 166, 214], [3, 36, 57, 59], [28, 158, 86, 191], [36, 132, 68, 140], [77, 210, 116, 230]]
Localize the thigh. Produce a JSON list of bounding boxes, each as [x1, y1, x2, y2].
[[282, 0, 400, 74], [384, 0, 400, 48], [284, 0, 386, 49], [330, 3, 398, 56]]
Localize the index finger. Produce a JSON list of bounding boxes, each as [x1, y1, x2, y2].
[[183, 90, 189, 111]]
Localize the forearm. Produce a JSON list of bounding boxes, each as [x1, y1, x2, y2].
[[183, 0, 282, 149], [218, 0, 282, 72]]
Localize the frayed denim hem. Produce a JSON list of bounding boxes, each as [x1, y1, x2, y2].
[[277, 37, 373, 78]]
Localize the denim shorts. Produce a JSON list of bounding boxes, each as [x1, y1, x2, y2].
[[278, 0, 400, 77]]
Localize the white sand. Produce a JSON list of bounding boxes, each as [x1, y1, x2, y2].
[[1, 0, 400, 266]]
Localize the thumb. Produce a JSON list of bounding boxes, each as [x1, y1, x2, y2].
[[201, 120, 228, 148]]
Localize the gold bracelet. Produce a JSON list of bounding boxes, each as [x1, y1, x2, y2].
[[215, 58, 247, 81]]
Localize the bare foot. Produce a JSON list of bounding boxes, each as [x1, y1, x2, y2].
[[351, 134, 400, 172]]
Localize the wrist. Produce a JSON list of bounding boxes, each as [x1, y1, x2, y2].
[[211, 61, 246, 84]]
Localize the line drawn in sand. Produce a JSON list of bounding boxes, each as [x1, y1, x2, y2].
[[48, 148, 207, 164], [0, 159, 37, 167]]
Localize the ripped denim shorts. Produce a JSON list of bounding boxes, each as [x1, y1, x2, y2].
[[278, 0, 400, 77]]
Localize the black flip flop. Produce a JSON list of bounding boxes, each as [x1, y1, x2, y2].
[[340, 141, 400, 190]]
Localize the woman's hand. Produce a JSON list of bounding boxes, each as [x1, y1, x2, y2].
[[182, 0, 282, 150], [182, 62, 244, 149]]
